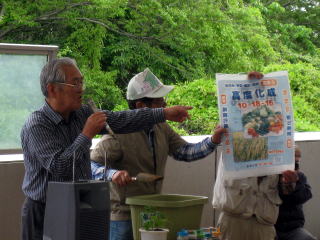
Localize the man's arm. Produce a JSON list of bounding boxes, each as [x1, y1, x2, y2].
[[91, 161, 117, 181], [91, 161, 132, 186], [171, 126, 226, 161], [104, 106, 192, 134], [90, 135, 132, 185]]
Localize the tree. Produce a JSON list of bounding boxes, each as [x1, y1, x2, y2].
[[247, 1, 320, 66], [0, 0, 319, 133], [0, 0, 278, 85]]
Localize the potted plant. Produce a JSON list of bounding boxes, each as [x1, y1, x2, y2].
[[139, 206, 169, 240]]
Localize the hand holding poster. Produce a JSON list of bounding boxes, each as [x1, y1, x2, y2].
[[216, 71, 294, 179]]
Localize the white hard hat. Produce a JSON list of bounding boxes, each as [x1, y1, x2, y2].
[[126, 68, 174, 100]]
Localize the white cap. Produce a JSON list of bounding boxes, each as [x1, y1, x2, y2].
[[126, 68, 174, 100]]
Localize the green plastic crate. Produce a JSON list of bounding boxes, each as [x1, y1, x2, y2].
[[125, 194, 208, 240]]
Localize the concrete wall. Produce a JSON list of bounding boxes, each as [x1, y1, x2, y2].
[[0, 140, 319, 239], [0, 162, 25, 240], [294, 141, 320, 238]]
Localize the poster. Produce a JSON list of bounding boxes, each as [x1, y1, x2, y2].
[[216, 71, 295, 179]]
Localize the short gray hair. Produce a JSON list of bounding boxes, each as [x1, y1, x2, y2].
[[40, 57, 79, 97]]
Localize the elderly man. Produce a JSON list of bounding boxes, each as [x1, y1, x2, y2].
[[20, 58, 191, 240], [91, 68, 226, 240]]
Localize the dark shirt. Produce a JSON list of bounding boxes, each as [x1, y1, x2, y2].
[[21, 102, 164, 202], [276, 171, 312, 232]]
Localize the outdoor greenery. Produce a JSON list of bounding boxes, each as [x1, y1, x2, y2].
[[1, 0, 319, 135]]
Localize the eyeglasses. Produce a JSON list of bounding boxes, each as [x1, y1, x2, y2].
[[56, 82, 86, 90]]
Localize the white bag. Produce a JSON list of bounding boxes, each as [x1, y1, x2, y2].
[[212, 154, 226, 209]]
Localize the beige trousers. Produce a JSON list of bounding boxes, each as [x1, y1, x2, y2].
[[218, 212, 276, 240]]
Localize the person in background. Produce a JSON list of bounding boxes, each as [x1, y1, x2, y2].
[[214, 72, 296, 240], [276, 145, 317, 240], [90, 68, 226, 240], [20, 58, 192, 240]]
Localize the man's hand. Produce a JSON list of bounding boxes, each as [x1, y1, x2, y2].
[[164, 106, 193, 122], [281, 170, 299, 183], [248, 71, 264, 80], [82, 112, 107, 139], [211, 126, 227, 144], [280, 170, 298, 195], [112, 170, 132, 186]]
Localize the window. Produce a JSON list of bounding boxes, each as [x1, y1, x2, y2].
[[0, 43, 58, 153]]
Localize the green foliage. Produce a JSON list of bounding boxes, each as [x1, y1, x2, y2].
[[1, 0, 281, 86], [140, 206, 167, 231], [257, 0, 320, 47], [254, 1, 319, 64], [64, 24, 106, 69], [222, 3, 278, 71], [1, 0, 320, 137], [81, 68, 124, 110], [292, 96, 320, 132], [167, 78, 219, 135]]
